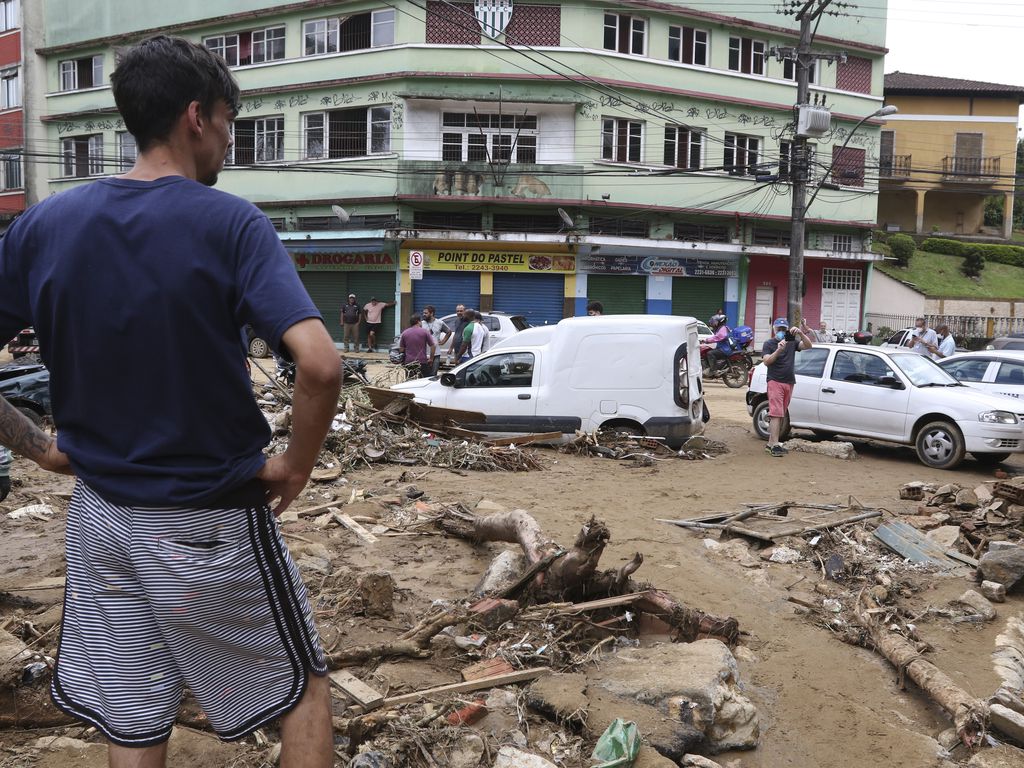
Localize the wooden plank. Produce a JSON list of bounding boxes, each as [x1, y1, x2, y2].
[[376, 667, 549, 709], [330, 670, 384, 710], [333, 513, 379, 544], [296, 500, 346, 519], [551, 592, 651, 615], [485, 432, 563, 447], [461, 658, 515, 682]]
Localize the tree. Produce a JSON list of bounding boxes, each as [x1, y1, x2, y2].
[[962, 246, 986, 278], [984, 195, 1005, 228]]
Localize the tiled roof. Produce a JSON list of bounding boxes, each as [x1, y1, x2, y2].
[[885, 72, 1024, 99]]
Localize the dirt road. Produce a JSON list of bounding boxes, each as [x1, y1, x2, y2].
[[0, 377, 1019, 767]]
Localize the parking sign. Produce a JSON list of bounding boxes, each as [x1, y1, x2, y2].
[[409, 250, 424, 280]]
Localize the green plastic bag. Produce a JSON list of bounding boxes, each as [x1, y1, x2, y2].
[[590, 718, 641, 768]]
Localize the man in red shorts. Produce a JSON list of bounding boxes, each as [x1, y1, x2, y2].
[[760, 317, 813, 457]]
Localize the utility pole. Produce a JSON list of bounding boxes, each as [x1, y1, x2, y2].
[[786, 8, 815, 327]]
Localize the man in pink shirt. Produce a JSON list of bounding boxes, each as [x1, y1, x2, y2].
[[398, 314, 436, 376], [362, 296, 395, 352]]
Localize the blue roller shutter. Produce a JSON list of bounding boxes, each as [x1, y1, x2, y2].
[[492, 273, 565, 326], [587, 274, 647, 315], [413, 271, 481, 318]]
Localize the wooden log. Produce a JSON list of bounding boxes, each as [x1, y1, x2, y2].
[[330, 670, 385, 711], [372, 667, 550, 710], [333, 513, 379, 544], [635, 589, 740, 645], [328, 608, 465, 668], [485, 432, 563, 447]]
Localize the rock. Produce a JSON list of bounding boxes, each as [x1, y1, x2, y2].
[[296, 556, 331, 575], [935, 484, 957, 497], [6, 503, 55, 521], [311, 467, 343, 483], [448, 734, 485, 768], [683, 757, 726, 768], [902, 515, 942, 531], [991, 687, 1024, 716], [357, 571, 395, 618], [474, 550, 528, 596], [634, 747, 679, 768], [780, 438, 857, 460], [978, 548, 1024, 589], [705, 539, 761, 569], [935, 728, 959, 751], [492, 747, 557, 768], [952, 590, 996, 621], [768, 546, 801, 564], [32, 736, 90, 751], [899, 482, 927, 501], [475, 499, 505, 513], [956, 489, 980, 510], [990, 541, 1020, 552], [926, 526, 961, 550], [976, 485, 995, 505], [989, 704, 1024, 745], [967, 745, 1024, 768], [983, 581, 1008, 603]]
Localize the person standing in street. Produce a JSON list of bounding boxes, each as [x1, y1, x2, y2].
[[761, 318, 813, 457], [447, 304, 468, 363], [362, 296, 395, 353], [802, 319, 833, 343], [340, 293, 361, 353], [399, 314, 437, 378], [927, 325, 957, 360], [420, 305, 451, 375], [905, 317, 938, 356], [0, 36, 340, 768]]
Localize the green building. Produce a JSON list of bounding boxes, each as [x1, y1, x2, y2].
[[36, 0, 889, 346]]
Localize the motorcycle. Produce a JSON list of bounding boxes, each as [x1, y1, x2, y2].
[[277, 358, 370, 386], [700, 343, 752, 389]]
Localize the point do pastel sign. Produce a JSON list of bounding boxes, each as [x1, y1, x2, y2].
[[402, 249, 575, 274]]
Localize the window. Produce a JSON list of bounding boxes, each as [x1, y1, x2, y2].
[[944, 358, 990, 383], [831, 145, 865, 187], [831, 350, 896, 385], [0, 68, 18, 109], [995, 362, 1024, 386], [441, 112, 537, 164], [204, 34, 240, 65], [205, 27, 286, 66], [61, 134, 104, 178], [0, 0, 17, 32], [603, 13, 645, 55], [304, 10, 392, 56], [794, 347, 829, 378], [59, 55, 103, 91], [668, 26, 707, 66], [601, 118, 643, 163], [663, 126, 702, 169], [831, 234, 853, 252], [230, 117, 284, 164], [0, 152, 20, 190], [674, 222, 728, 242], [879, 130, 895, 175], [461, 352, 535, 388], [303, 106, 392, 159], [783, 58, 816, 83], [252, 26, 286, 62], [723, 134, 760, 176], [117, 132, 137, 171], [728, 37, 765, 75]]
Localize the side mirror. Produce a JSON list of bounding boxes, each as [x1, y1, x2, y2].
[[440, 373, 457, 388], [878, 376, 904, 389]]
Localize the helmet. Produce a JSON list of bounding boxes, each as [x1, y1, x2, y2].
[[709, 314, 726, 328]]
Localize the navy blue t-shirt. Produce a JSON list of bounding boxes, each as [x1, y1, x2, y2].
[[0, 176, 321, 506]]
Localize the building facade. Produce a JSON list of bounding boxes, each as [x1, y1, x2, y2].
[[37, 0, 888, 345], [0, 0, 23, 224], [879, 73, 1024, 240]]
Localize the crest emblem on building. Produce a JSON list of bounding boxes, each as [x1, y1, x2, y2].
[[475, 0, 514, 39]]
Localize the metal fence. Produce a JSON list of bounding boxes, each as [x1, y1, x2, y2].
[[864, 313, 1024, 345]]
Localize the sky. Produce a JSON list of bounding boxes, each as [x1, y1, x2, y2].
[[883, 0, 1024, 131]]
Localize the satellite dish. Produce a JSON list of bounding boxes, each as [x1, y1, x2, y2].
[[332, 205, 350, 223], [557, 208, 574, 229]]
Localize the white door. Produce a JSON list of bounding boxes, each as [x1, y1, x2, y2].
[[754, 287, 774, 347], [820, 268, 863, 333], [444, 350, 539, 434], [817, 349, 911, 438]]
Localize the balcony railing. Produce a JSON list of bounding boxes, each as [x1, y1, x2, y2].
[[942, 155, 1000, 182], [879, 154, 912, 179]]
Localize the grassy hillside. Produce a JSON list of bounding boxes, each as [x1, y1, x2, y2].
[[876, 249, 1024, 298]]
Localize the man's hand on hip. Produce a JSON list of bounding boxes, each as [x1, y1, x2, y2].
[[257, 454, 309, 516]]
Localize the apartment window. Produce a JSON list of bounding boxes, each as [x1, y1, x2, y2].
[[831, 145, 865, 187], [0, 68, 18, 109], [303, 106, 392, 159], [205, 27, 285, 66], [441, 112, 537, 164], [723, 133, 760, 176], [59, 55, 103, 91], [230, 117, 285, 164], [0, 0, 18, 32], [667, 26, 707, 66], [204, 34, 240, 65], [783, 58, 816, 83], [304, 10, 393, 56], [252, 26, 286, 62], [728, 37, 765, 75], [117, 132, 137, 171], [601, 118, 643, 163], [0, 152, 20, 190], [832, 234, 853, 252], [879, 130, 894, 175], [603, 13, 645, 55], [664, 126, 702, 170], [61, 134, 104, 178]]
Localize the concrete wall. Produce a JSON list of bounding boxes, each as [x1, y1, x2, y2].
[[922, 190, 986, 235], [877, 190, 917, 233], [865, 269, 925, 317], [926, 298, 1024, 317]]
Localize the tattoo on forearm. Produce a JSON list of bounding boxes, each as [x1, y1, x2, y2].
[[0, 396, 52, 460]]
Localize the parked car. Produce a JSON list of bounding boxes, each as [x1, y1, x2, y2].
[[6, 328, 39, 359], [880, 327, 967, 354], [389, 312, 530, 363], [746, 343, 1024, 469], [0, 362, 51, 427], [939, 351, 1024, 400], [390, 315, 707, 447], [243, 324, 271, 358], [986, 335, 1024, 351]]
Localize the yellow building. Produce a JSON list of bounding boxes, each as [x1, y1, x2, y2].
[[878, 73, 1024, 239]]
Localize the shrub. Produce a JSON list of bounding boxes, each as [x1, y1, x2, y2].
[[962, 246, 986, 278], [888, 234, 916, 267], [920, 238, 1024, 268]]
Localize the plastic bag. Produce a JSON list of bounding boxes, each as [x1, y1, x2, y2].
[[590, 718, 641, 768]]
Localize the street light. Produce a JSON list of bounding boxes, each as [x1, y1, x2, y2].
[[787, 104, 898, 325]]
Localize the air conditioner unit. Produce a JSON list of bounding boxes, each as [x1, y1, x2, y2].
[[797, 105, 831, 138]]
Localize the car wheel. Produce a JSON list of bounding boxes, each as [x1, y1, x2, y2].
[[15, 406, 43, 428], [248, 336, 270, 358], [973, 451, 1011, 467], [752, 400, 790, 441], [915, 420, 966, 470]]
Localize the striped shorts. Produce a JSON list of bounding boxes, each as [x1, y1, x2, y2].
[[51, 480, 327, 747]]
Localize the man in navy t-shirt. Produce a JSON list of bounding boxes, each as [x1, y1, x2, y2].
[[0, 36, 339, 766]]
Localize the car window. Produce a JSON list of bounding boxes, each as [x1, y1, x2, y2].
[[830, 350, 897, 385], [887, 330, 907, 346], [482, 316, 501, 331], [995, 362, 1024, 386], [462, 352, 535, 388], [794, 348, 829, 378], [891, 353, 957, 387], [1005, 342, 1024, 351], [942, 358, 990, 382], [511, 316, 531, 331], [696, 322, 712, 335]]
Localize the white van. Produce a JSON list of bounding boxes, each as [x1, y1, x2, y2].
[[390, 315, 707, 447]]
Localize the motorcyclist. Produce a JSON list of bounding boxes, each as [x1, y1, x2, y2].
[[703, 314, 732, 375]]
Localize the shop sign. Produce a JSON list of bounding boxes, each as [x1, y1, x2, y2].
[[402, 249, 575, 274], [579, 254, 736, 278], [290, 251, 395, 272]]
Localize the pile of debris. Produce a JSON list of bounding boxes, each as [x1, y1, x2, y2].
[[561, 432, 728, 464]]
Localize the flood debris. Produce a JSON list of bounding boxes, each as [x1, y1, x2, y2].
[[561, 431, 727, 463]]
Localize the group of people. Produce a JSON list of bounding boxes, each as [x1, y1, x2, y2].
[[339, 294, 396, 353], [397, 304, 491, 376], [905, 317, 957, 360]]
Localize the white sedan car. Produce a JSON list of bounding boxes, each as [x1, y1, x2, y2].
[[939, 351, 1024, 400], [746, 343, 1024, 469]]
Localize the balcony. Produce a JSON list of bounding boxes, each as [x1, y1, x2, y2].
[[879, 154, 912, 180], [942, 156, 1000, 183], [396, 161, 584, 202]]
